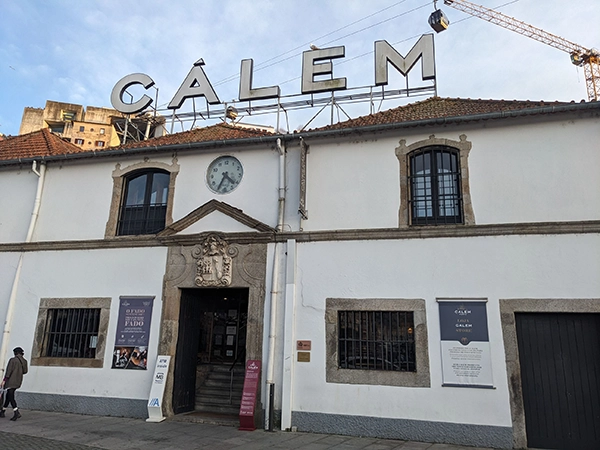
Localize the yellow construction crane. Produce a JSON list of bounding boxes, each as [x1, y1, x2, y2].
[[429, 0, 600, 101]]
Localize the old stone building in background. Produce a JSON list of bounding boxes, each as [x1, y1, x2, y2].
[[18, 100, 165, 150]]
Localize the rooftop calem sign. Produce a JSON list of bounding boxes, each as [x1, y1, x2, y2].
[[110, 34, 436, 116]]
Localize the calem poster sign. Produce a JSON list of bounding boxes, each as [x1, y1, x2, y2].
[[110, 34, 436, 116], [438, 299, 494, 388]]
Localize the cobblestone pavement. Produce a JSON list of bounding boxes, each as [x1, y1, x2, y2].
[[0, 410, 498, 450]]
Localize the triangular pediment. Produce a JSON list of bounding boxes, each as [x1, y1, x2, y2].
[[158, 200, 275, 236]]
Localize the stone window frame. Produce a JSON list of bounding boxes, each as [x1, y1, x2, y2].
[[105, 158, 179, 238], [396, 134, 475, 228], [326, 298, 430, 387], [31, 297, 111, 368]]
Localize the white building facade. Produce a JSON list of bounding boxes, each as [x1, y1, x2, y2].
[[0, 98, 599, 449]]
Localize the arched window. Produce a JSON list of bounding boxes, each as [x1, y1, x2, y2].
[[409, 146, 462, 225], [117, 170, 170, 235]]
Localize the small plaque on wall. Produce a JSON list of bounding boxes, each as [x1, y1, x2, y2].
[[297, 352, 311, 362], [296, 340, 312, 350]]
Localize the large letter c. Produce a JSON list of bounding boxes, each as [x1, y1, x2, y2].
[[110, 73, 155, 114]]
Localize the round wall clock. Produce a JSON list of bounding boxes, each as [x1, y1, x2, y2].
[[206, 155, 244, 194]]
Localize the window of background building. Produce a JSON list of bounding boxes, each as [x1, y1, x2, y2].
[[79, 125, 85, 132], [100, 128, 105, 135], [95, 141, 105, 147], [74, 138, 84, 145], [48, 123, 65, 134], [117, 169, 170, 235], [62, 111, 76, 121]]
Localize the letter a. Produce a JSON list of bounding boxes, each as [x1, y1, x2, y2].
[[168, 59, 220, 109]]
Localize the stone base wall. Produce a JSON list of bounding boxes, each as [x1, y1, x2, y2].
[[292, 411, 513, 449], [18, 392, 147, 419]]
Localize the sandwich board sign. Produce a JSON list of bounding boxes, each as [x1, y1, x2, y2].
[[146, 355, 171, 422]]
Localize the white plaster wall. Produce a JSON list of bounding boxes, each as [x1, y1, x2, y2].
[[8, 247, 167, 400], [0, 253, 21, 341], [6, 114, 599, 242], [303, 115, 600, 231], [290, 234, 600, 427], [303, 137, 400, 231], [27, 143, 297, 241], [468, 118, 600, 224], [0, 167, 39, 243], [173, 146, 289, 230], [33, 159, 118, 241], [179, 211, 260, 234]]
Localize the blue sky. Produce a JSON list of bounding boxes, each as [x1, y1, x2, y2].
[[0, 0, 598, 136]]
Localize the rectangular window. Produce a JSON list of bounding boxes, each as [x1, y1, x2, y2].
[[409, 146, 462, 225], [74, 138, 84, 145], [41, 308, 100, 359], [79, 125, 85, 132], [95, 140, 105, 147], [62, 111, 76, 121], [338, 310, 415, 372], [48, 123, 65, 134], [100, 128, 106, 135]]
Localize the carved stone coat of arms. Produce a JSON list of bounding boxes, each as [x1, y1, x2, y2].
[[192, 235, 235, 287]]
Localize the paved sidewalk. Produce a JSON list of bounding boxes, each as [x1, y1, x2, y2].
[[0, 410, 498, 450]]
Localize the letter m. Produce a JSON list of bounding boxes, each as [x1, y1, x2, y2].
[[374, 34, 435, 86]]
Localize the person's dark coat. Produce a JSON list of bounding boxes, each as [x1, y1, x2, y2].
[[5, 354, 28, 389]]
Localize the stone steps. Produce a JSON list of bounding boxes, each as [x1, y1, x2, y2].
[[194, 364, 245, 420]]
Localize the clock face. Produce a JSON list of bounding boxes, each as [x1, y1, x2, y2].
[[207, 156, 243, 194]]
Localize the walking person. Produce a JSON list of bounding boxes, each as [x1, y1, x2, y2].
[[1, 347, 28, 421]]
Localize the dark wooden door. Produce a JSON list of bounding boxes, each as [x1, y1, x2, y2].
[[172, 290, 202, 414], [516, 313, 600, 449]]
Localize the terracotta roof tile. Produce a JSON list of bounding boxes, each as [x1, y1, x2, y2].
[[0, 98, 588, 162], [311, 97, 577, 131], [0, 128, 85, 161], [118, 122, 274, 150]]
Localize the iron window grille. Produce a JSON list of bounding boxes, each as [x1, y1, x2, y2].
[[41, 308, 100, 359], [338, 311, 416, 372], [117, 170, 169, 235], [409, 146, 462, 225]]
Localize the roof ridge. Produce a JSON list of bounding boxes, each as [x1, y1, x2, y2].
[[41, 128, 57, 154], [307, 96, 584, 132]]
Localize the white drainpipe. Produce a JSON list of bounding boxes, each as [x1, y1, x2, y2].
[[265, 139, 286, 430], [0, 161, 46, 377]]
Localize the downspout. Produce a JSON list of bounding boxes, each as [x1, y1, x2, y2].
[[265, 138, 286, 431], [0, 161, 46, 378]]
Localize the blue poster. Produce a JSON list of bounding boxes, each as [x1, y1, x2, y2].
[[112, 296, 154, 370]]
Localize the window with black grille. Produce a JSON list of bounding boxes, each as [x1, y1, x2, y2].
[[42, 308, 100, 359], [409, 146, 462, 225], [338, 311, 415, 372], [117, 169, 169, 235]]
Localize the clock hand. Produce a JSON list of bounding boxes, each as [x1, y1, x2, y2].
[[223, 172, 236, 184], [217, 173, 227, 190]]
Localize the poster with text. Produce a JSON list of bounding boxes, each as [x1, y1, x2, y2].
[[438, 300, 493, 388], [112, 296, 154, 370]]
